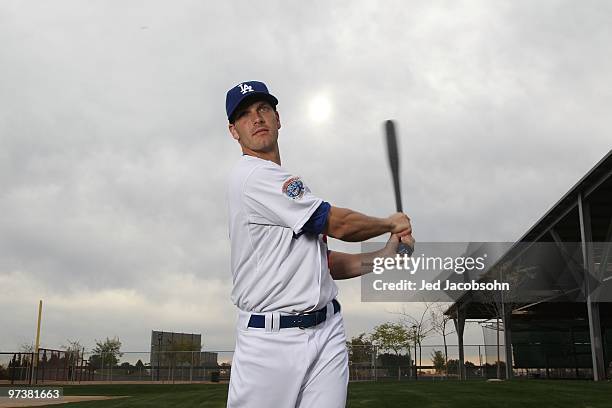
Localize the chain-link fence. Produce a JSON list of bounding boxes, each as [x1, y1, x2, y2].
[[1, 343, 600, 384], [0, 349, 90, 385], [0, 352, 34, 384], [86, 351, 235, 383], [479, 320, 601, 379], [0, 350, 234, 385], [348, 344, 492, 381]]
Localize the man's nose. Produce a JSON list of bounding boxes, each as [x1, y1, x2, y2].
[[250, 110, 265, 124]]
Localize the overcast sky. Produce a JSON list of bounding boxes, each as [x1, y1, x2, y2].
[[1, 1, 611, 355]]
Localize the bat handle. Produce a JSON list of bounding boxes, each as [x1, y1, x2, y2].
[[397, 242, 414, 257]]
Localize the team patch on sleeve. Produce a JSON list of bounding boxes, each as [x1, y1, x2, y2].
[[282, 176, 305, 199]]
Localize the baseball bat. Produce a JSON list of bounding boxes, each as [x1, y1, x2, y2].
[[384, 120, 413, 256]]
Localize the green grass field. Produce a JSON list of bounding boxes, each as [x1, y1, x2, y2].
[[41, 380, 612, 407]]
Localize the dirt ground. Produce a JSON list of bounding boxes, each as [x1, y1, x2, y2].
[[0, 395, 127, 407]]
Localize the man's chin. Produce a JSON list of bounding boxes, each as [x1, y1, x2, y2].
[[244, 144, 276, 155]]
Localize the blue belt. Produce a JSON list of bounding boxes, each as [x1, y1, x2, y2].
[[248, 299, 341, 329]]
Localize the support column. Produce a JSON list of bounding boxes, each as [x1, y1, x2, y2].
[[502, 307, 513, 379], [453, 305, 466, 380], [578, 193, 606, 381]]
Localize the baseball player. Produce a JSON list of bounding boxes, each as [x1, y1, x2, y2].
[[225, 81, 414, 408]]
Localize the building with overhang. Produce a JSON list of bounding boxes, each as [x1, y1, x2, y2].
[[446, 150, 612, 381]]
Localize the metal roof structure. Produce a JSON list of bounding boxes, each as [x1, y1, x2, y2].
[[445, 149, 612, 381]]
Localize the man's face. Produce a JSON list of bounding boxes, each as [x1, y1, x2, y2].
[[228, 100, 281, 154]]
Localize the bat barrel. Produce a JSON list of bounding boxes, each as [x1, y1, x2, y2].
[[384, 120, 403, 212]]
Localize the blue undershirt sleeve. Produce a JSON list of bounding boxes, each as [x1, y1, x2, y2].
[[302, 201, 331, 235]]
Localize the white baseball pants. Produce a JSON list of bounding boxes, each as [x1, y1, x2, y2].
[[227, 302, 349, 408]]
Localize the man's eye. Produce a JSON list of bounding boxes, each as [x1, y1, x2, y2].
[[259, 106, 270, 112]]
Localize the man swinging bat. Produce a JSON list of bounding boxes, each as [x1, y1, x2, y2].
[[225, 80, 414, 408]]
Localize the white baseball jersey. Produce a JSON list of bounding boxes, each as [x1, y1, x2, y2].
[[227, 155, 338, 313]]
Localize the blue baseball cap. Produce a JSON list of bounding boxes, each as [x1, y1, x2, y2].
[[226, 81, 278, 122]]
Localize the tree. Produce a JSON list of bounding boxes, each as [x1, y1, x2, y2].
[[47, 351, 61, 367], [371, 322, 411, 357], [393, 303, 435, 373], [371, 322, 411, 380], [431, 350, 446, 374], [89, 337, 123, 369], [447, 359, 478, 377], [429, 304, 454, 375], [119, 362, 133, 374], [346, 333, 375, 366], [19, 342, 35, 353], [18, 343, 34, 367], [61, 339, 84, 379], [134, 360, 146, 377], [484, 361, 506, 378], [62, 339, 84, 359], [477, 259, 525, 379], [347, 333, 376, 381], [378, 353, 411, 367]]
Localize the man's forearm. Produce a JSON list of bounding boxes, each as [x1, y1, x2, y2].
[[329, 247, 392, 280], [324, 207, 394, 242]]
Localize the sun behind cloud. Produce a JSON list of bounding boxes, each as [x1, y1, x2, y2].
[[307, 94, 332, 123]]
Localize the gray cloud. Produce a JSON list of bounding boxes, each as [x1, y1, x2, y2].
[[1, 0, 611, 352]]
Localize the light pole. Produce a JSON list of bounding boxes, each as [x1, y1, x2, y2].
[[411, 325, 418, 380], [371, 340, 379, 382]]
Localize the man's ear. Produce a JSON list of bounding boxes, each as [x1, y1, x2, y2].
[[276, 111, 281, 130], [229, 124, 240, 141]]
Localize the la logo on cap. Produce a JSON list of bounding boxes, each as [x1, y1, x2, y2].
[[238, 83, 254, 95]]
